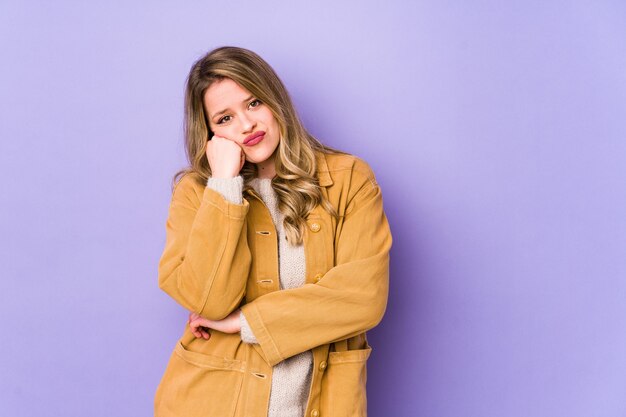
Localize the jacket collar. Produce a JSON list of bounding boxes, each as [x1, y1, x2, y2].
[[316, 151, 333, 187]]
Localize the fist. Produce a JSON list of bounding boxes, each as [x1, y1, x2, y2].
[[188, 310, 242, 339], [206, 135, 246, 178]]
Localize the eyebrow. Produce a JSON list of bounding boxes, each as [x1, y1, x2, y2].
[[211, 95, 254, 120]]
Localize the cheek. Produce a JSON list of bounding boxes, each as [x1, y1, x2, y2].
[[260, 109, 277, 127], [210, 124, 229, 137]]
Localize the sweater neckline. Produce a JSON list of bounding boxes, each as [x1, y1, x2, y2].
[[249, 177, 276, 202]]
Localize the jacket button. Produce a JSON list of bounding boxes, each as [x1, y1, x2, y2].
[[319, 361, 327, 371], [309, 222, 321, 233], [314, 273, 323, 283], [311, 410, 319, 417]]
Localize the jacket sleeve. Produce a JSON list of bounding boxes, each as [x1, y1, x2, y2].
[[240, 162, 392, 365], [158, 174, 251, 320]]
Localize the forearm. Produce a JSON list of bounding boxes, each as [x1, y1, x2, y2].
[[240, 254, 389, 365], [158, 176, 251, 320], [240, 181, 392, 365]]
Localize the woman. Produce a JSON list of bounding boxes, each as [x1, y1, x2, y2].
[[155, 46, 392, 417]]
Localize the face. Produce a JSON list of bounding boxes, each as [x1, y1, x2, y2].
[[204, 78, 281, 165]]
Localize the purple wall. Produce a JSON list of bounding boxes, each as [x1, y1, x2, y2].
[[1, 1, 625, 416]]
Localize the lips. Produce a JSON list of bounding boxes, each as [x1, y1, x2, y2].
[[243, 131, 266, 145]]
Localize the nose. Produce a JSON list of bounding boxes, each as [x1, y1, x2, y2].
[[239, 112, 256, 134]]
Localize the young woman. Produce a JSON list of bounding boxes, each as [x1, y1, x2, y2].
[[155, 46, 392, 417]]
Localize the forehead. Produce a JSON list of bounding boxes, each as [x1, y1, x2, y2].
[[203, 78, 251, 111]]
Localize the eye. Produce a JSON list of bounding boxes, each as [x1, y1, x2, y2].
[[249, 99, 262, 108], [217, 115, 232, 124]]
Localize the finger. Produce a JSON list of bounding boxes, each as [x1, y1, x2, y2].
[[191, 327, 200, 338], [194, 323, 208, 338], [190, 318, 210, 330], [200, 327, 211, 339], [189, 321, 198, 335], [192, 327, 204, 339], [189, 320, 203, 338]]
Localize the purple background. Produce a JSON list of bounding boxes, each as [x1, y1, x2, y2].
[[1, 1, 625, 416]]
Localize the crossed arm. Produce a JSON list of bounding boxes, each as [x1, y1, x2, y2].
[[184, 169, 392, 366]]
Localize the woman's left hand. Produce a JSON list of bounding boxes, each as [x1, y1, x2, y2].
[[188, 309, 242, 339]]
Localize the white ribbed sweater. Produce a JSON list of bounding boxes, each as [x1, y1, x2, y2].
[[206, 175, 313, 417]]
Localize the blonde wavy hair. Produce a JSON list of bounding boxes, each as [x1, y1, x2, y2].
[[173, 46, 345, 245]]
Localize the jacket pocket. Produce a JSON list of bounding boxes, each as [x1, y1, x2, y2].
[[155, 341, 245, 417], [319, 344, 372, 417]]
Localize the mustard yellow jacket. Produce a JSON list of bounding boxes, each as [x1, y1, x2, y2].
[[155, 150, 392, 417]]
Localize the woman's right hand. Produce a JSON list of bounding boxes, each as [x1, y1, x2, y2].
[[206, 135, 246, 178]]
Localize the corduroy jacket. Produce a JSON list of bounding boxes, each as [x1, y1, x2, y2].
[[155, 150, 393, 417]]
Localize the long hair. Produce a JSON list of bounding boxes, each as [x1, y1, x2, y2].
[[173, 46, 344, 245]]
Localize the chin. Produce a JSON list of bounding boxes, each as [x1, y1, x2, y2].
[[245, 153, 271, 164], [247, 145, 278, 164]]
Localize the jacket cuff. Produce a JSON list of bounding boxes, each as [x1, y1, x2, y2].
[[239, 311, 259, 344], [201, 179, 248, 220], [240, 302, 283, 366], [206, 176, 244, 205]]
